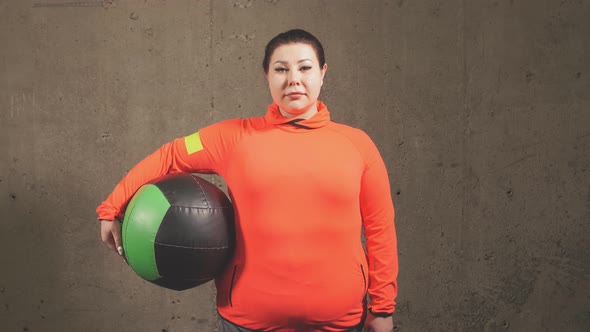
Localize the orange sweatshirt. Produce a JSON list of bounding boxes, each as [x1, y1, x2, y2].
[[97, 101, 398, 331]]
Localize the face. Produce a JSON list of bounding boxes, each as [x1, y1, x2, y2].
[[266, 43, 327, 118]]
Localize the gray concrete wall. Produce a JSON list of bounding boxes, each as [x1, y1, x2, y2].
[[1, 0, 588, 331]]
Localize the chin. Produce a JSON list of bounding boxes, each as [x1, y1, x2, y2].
[[285, 102, 312, 113]]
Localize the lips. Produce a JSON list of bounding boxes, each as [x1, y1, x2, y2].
[[285, 92, 305, 99]]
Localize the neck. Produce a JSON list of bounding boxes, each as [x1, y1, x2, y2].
[[279, 103, 318, 120]]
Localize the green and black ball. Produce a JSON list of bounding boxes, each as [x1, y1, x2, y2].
[[122, 173, 235, 291]]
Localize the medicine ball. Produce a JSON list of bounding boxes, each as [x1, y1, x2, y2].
[[121, 173, 235, 291]]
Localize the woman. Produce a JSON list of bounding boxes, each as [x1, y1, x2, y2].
[[98, 29, 398, 332]]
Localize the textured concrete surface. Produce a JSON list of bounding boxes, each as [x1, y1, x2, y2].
[[1, 0, 588, 331]]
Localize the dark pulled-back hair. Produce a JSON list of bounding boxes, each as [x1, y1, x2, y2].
[[262, 29, 326, 74]]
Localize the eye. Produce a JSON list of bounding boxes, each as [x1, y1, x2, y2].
[[274, 67, 287, 73], [300, 66, 312, 71]]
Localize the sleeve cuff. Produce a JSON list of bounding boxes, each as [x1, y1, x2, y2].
[[369, 309, 393, 318]]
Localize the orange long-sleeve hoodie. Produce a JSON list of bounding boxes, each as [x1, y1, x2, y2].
[[97, 102, 398, 331]]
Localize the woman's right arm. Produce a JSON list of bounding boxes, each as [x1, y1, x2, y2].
[[97, 138, 208, 256], [97, 119, 243, 256]]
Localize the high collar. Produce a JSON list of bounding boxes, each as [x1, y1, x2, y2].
[[264, 101, 331, 132]]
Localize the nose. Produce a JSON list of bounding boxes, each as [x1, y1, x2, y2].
[[287, 69, 301, 86]]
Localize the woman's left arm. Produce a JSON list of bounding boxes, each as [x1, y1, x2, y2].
[[358, 132, 399, 320]]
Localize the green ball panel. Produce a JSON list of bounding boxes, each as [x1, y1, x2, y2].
[[122, 184, 171, 281]]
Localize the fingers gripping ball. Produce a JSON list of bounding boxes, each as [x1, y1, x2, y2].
[[122, 173, 235, 291]]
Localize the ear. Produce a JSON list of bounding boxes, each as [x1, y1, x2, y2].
[[320, 63, 328, 85]]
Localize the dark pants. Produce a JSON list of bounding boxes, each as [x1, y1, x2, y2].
[[219, 315, 363, 332]]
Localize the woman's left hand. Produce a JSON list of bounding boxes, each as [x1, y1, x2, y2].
[[363, 312, 394, 332]]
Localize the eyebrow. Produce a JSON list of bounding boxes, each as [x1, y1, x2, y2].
[[273, 59, 313, 65]]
